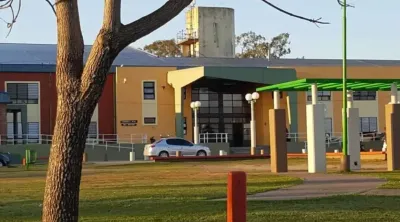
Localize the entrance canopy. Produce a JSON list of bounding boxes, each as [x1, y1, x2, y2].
[[257, 78, 400, 92]]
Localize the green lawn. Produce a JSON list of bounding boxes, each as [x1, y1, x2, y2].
[[2, 160, 400, 221]]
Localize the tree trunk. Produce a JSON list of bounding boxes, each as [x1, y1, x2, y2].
[[41, 94, 94, 221]]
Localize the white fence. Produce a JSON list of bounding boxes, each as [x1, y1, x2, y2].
[[1, 133, 148, 145], [199, 133, 228, 143]]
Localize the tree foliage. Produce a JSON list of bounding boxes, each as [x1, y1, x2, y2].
[[143, 39, 181, 57], [236, 31, 291, 59]]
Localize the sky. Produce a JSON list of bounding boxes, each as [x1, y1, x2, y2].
[[0, 0, 398, 59]]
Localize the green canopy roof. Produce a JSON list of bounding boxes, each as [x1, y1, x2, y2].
[[256, 78, 400, 92]]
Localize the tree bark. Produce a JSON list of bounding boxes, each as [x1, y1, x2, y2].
[[41, 1, 192, 221]]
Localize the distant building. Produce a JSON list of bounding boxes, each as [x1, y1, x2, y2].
[[1, 43, 399, 147]]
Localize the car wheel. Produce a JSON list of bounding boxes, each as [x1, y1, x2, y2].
[[0, 160, 6, 167], [196, 150, 207, 157], [159, 151, 169, 158]]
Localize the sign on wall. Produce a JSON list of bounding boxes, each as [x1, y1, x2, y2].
[[120, 120, 138, 126]]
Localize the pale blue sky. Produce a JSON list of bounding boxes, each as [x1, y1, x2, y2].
[[0, 0, 398, 59]]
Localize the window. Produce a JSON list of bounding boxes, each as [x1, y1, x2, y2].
[[166, 138, 192, 146], [7, 83, 39, 104], [27, 122, 39, 140], [143, 81, 155, 100], [360, 117, 377, 132], [88, 122, 98, 139], [353, 91, 376, 101], [223, 93, 246, 114], [144, 117, 156, 125], [7, 122, 22, 139], [307, 91, 331, 101], [191, 87, 218, 114], [324, 118, 332, 134]]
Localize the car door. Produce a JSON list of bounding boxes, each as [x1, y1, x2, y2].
[[165, 138, 182, 156], [178, 139, 196, 156]]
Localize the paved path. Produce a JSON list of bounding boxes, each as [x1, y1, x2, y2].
[[246, 173, 386, 201]]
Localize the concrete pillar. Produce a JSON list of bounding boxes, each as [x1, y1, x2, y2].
[[385, 104, 400, 171], [269, 109, 288, 173], [391, 83, 398, 104], [273, 90, 280, 109], [306, 103, 326, 173], [311, 84, 318, 105], [174, 87, 184, 138], [250, 101, 256, 155], [347, 108, 361, 170], [347, 90, 353, 108]]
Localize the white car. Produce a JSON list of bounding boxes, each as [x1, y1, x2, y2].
[[143, 137, 211, 157]]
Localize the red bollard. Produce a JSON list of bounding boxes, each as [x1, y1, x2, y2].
[[227, 171, 247, 222]]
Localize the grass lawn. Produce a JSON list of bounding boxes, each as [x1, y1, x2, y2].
[[2, 159, 400, 221]]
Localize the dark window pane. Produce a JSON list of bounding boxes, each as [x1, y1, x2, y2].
[[233, 107, 243, 113], [143, 82, 154, 87], [233, 101, 242, 107], [199, 94, 209, 101], [209, 93, 218, 101], [232, 94, 242, 100], [223, 101, 232, 106], [223, 107, 232, 113], [209, 101, 218, 107], [144, 117, 156, 124], [223, 94, 232, 100], [210, 118, 219, 123], [224, 118, 232, 123], [199, 107, 209, 113], [192, 94, 199, 101], [210, 108, 219, 113]]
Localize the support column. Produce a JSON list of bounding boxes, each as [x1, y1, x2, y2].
[[250, 101, 256, 155], [347, 90, 360, 170], [391, 83, 398, 104], [307, 84, 326, 173], [385, 103, 400, 171], [174, 87, 184, 138], [269, 109, 288, 173]]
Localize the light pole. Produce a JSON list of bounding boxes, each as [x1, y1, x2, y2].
[[190, 101, 201, 144], [245, 92, 260, 155], [341, 0, 350, 172]]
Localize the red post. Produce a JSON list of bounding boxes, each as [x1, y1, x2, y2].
[[227, 171, 247, 222]]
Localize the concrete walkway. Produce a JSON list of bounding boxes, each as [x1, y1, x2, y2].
[[246, 173, 386, 201]]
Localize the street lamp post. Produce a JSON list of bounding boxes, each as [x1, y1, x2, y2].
[[190, 101, 201, 144], [341, 0, 350, 172], [245, 92, 260, 155]]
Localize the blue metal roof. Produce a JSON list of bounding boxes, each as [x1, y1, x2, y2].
[[1, 43, 400, 73]]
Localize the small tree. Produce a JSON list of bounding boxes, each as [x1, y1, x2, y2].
[[143, 39, 182, 57], [236, 31, 291, 59], [0, 0, 339, 221]]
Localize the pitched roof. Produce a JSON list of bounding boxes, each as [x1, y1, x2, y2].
[[1, 43, 400, 73]]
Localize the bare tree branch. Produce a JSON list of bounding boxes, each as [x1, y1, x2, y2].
[[118, 0, 192, 49], [260, 0, 329, 24], [337, 0, 355, 8], [0, 0, 21, 37], [45, 0, 57, 15]]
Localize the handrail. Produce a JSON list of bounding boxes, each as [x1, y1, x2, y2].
[[199, 133, 228, 143]]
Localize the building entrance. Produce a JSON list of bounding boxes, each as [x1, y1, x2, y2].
[[191, 79, 255, 147]]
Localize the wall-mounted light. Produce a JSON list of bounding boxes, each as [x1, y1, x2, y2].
[[123, 78, 127, 84]]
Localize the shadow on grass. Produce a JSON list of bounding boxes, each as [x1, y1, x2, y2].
[[4, 195, 400, 222]]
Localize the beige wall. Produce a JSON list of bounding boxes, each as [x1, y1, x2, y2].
[[115, 67, 177, 142]]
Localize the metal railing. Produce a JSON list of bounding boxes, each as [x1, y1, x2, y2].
[[199, 133, 228, 143], [287, 131, 384, 143], [1, 133, 148, 145]]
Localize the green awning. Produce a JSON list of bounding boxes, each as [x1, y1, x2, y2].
[[256, 78, 400, 92]]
